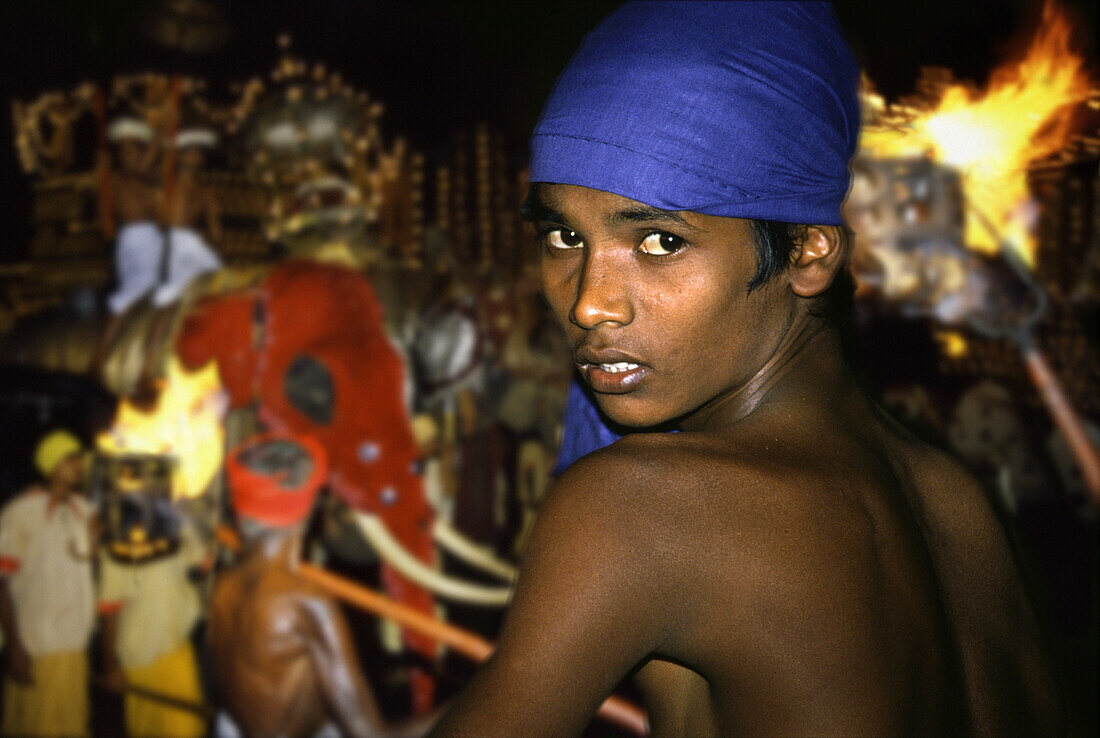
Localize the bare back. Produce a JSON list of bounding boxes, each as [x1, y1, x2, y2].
[[631, 396, 1062, 736], [209, 561, 332, 737], [432, 381, 1063, 737]]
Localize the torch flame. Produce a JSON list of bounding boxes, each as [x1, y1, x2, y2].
[[97, 356, 228, 500], [859, 0, 1094, 264]]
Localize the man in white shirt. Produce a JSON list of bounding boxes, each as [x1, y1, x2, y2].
[[0, 430, 96, 737]]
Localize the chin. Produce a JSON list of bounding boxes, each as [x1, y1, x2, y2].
[[595, 394, 678, 431]]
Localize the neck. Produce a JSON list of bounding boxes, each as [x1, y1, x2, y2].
[[679, 313, 848, 431], [245, 527, 301, 564], [47, 481, 72, 502]]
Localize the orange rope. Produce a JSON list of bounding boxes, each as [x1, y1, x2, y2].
[[162, 76, 182, 224], [94, 87, 114, 239], [215, 524, 648, 734]]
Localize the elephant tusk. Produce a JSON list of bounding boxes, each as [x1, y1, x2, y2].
[[432, 519, 518, 583], [352, 512, 513, 607]]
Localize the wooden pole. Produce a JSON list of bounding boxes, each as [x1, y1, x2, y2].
[[1021, 344, 1100, 506], [94, 678, 213, 719], [94, 87, 114, 240]]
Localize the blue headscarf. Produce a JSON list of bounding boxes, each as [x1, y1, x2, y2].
[[529, 1, 860, 225], [537, 2, 860, 472]]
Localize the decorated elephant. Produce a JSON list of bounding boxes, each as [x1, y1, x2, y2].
[[173, 258, 513, 710]]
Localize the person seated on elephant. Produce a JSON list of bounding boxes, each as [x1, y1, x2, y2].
[[429, 3, 1062, 736], [209, 432, 437, 738], [158, 128, 223, 308], [102, 116, 161, 317]]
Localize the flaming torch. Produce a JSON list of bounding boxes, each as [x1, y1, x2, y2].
[[849, 0, 1100, 505], [93, 355, 228, 560]]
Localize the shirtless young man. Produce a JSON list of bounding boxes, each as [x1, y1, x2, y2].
[[209, 433, 431, 738], [158, 129, 223, 308], [430, 3, 1062, 736], [103, 117, 161, 316]]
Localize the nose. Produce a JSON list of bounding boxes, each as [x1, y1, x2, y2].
[[570, 251, 633, 330]]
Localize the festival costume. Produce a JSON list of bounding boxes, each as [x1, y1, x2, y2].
[[178, 261, 440, 711], [152, 227, 223, 307], [1, 651, 88, 738], [107, 118, 154, 145], [98, 522, 208, 738], [109, 223, 222, 314], [0, 489, 95, 738], [108, 221, 162, 314], [533, 1, 860, 466], [120, 641, 205, 738]]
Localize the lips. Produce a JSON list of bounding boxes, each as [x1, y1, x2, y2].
[[575, 348, 650, 394]]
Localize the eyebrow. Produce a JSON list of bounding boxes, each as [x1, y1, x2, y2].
[[521, 188, 700, 233], [520, 193, 566, 225], [606, 204, 699, 232]]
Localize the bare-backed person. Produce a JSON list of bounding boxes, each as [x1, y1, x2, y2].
[[430, 3, 1063, 736], [210, 433, 433, 738]]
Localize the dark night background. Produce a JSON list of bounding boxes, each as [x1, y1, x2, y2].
[[0, 2, 1097, 734], [0, 0, 1096, 262]]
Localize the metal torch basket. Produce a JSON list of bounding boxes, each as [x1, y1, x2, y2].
[[90, 452, 182, 563]]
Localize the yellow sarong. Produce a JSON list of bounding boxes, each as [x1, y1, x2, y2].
[[1, 650, 88, 737], [123, 640, 206, 738]]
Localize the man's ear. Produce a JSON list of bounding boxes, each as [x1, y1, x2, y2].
[[788, 226, 846, 298]]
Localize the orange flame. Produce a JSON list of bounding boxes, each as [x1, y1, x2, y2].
[[859, 0, 1093, 265], [97, 356, 228, 500]]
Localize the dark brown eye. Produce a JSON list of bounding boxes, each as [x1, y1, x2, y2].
[[546, 229, 584, 249], [639, 232, 684, 255]]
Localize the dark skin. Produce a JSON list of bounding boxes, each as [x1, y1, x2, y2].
[[93, 138, 160, 374], [209, 521, 435, 738], [165, 146, 222, 245], [0, 451, 86, 687], [430, 185, 1062, 737], [109, 139, 159, 227]]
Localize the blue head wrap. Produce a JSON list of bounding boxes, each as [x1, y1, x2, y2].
[[540, 2, 860, 473], [529, 1, 860, 225]]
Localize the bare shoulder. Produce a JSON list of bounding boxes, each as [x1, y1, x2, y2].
[[543, 432, 732, 563], [901, 439, 1005, 536], [540, 429, 857, 612], [565, 427, 881, 530]]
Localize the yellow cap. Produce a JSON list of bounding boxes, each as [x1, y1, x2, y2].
[[34, 430, 83, 479]]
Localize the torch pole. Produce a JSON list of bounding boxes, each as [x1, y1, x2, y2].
[[1018, 342, 1100, 506], [968, 209, 1100, 507], [214, 524, 648, 736], [93, 678, 213, 719]]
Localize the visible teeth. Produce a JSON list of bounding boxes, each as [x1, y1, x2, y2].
[[599, 362, 639, 373]]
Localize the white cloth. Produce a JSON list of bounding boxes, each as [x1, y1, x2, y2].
[[152, 227, 221, 307], [0, 489, 95, 656], [108, 221, 162, 315], [98, 522, 206, 669], [214, 712, 341, 738]]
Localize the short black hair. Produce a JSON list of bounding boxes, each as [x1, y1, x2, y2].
[[747, 219, 855, 330]]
